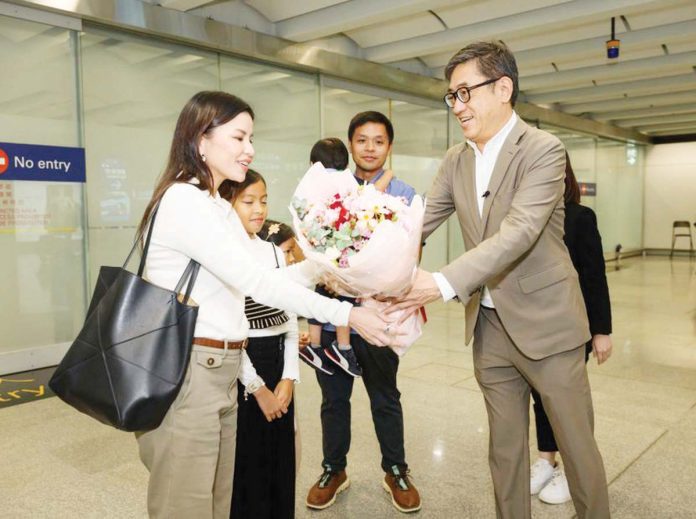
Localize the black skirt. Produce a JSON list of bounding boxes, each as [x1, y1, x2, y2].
[[231, 334, 296, 519]]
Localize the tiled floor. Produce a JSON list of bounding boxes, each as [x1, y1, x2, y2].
[[1, 256, 695, 518]]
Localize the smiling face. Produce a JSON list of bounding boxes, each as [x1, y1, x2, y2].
[[448, 60, 514, 150], [349, 122, 392, 179], [232, 180, 267, 237], [198, 111, 255, 190]]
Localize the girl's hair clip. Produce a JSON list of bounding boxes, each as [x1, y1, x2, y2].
[[267, 223, 281, 237]]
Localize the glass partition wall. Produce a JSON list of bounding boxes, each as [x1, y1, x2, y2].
[[0, 12, 646, 373], [221, 59, 321, 222], [81, 28, 220, 290], [0, 16, 85, 373], [542, 124, 645, 253]]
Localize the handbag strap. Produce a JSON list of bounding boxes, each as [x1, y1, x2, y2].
[[125, 200, 201, 304], [122, 203, 160, 275], [271, 242, 279, 268], [174, 259, 200, 305]]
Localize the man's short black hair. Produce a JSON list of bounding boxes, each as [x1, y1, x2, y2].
[[310, 137, 349, 170], [348, 111, 394, 143]]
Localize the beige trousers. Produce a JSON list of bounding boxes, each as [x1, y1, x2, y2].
[[474, 307, 609, 519], [136, 346, 241, 519]]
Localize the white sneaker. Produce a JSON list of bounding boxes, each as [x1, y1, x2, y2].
[[539, 467, 572, 504], [530, 458, 555, 495]]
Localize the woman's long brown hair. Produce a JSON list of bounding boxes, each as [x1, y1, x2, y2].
[[137, 91, 255, 239], [563, 151, 581, 205]]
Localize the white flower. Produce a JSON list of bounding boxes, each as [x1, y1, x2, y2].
[[322, 208, 339, 226]]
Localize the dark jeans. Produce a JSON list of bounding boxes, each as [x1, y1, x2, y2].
[[532, 342, 593, 452], [307, 286, 356, 326], [316, 330, 406, 473]]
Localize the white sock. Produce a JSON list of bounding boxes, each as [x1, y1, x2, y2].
[[338, 344, 351, 351]]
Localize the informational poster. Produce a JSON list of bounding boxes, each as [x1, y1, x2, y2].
[[0, 182, 80, 232], [579, 182, 597, 196], [0, 182, 46, 229]]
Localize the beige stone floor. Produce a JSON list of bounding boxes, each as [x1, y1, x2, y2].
[[1, 256, 695, 518]]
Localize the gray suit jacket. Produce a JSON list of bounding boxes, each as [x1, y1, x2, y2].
[[423, 118, 590, 359]]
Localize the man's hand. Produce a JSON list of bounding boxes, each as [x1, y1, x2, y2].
[[253, 386, 287, 422], [274, 379, 294, 409], [385, 269, 442, 321], [591, 334, 612, 365]]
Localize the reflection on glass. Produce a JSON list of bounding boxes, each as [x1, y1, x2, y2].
[[0, 15, 85, 356], [221, 58, 320, 222], [541, 123, 645, 253], [391, 101, 449, 272], [81, 28, 219, 285]]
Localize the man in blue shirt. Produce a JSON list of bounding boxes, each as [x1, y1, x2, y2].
[[350, 116, 416, 204], [305, 111, 421, 514]]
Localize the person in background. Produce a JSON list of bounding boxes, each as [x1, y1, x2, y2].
[[305, 112, 421, 514], [135, 90, 392, 519], [530, 152, 613, 504]]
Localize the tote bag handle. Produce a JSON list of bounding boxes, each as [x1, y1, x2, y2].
[[122, 203, 200, 305]]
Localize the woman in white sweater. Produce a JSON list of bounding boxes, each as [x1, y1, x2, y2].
[[134, 91, 391, 519]]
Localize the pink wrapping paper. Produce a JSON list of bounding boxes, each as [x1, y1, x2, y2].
[[290, 163, 426, 355]]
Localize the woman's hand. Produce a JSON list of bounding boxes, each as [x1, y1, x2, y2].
[[592, 334, 612, 365], [253, 385, 287, 422], [348, 306, 395, 347], [274, 379, 294, 409]]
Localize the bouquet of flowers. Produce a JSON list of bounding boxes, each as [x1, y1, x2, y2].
[[290, 162, 426, 354]]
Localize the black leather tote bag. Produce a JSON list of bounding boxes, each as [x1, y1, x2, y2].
[[49, 205, 200, 432]]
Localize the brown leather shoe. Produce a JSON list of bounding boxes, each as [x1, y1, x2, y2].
[[306, 467, 350, 510], [382, 465, 421, 513]]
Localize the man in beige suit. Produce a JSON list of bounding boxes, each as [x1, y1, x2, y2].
[[389, 42, 610, 518]]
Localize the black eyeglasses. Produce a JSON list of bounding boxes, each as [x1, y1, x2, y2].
[[443, 77, 502, 108]]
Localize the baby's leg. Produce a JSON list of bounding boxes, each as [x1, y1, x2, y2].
[[309, 323, 322, 347], [336, 326, 352, 350]]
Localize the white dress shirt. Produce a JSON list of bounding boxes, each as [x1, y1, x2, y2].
[[434, 111, 518, 307], [144, 182, 351, 383]]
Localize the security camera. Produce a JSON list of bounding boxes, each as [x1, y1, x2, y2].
[[606, 39, 620, 59]]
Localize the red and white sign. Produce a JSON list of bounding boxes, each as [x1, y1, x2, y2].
[[0, 148, 9, 175]]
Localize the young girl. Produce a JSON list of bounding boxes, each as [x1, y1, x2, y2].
[[257, 218, 310, 476], [259, 219, 305, 266], [134, 91, 391, 519], [226, 170, 298, 518]]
